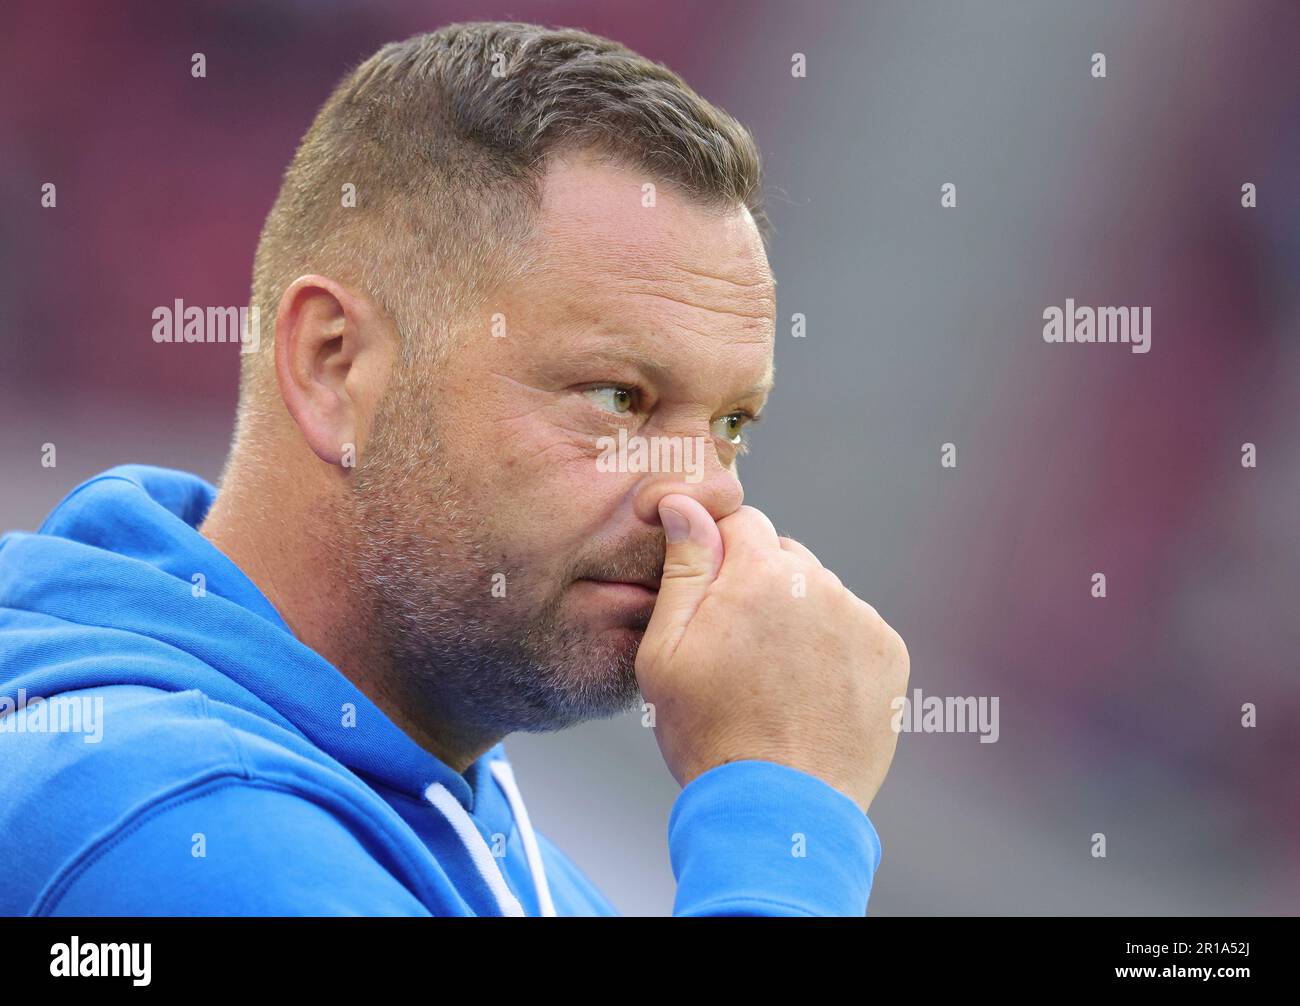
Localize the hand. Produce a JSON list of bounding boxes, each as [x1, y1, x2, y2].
[[635, 494, 911, 815]]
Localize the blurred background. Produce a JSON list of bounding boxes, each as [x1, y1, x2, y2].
[[1, 0, 1297, 914]]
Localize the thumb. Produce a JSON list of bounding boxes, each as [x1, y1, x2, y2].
[[643, 494, 723, 657]]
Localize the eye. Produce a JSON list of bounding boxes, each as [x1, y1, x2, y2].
[[712, 411, 759, 451], [583, 385, 637, 415]]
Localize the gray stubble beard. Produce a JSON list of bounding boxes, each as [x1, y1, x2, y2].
[[343, 407, 644, 741]]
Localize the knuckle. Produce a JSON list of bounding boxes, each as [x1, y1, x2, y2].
[[885, 624, 909, 668], [849, 599, 904, 658], [852, 595, 882, 624], [781, 534, 821, 559], [814, 566, 843, 592], [746, 549, 788, 581]]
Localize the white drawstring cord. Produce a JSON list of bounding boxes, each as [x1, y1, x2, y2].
[[490, 760, 557, 917], [423, 781, 525, 917]]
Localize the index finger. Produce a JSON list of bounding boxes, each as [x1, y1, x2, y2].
[[716, 504, 782, 558]]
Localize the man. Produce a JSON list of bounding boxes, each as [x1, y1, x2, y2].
[[0, 22, 909, 916]]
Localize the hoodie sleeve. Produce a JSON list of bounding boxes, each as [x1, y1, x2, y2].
[[667, 759, 882, 916]]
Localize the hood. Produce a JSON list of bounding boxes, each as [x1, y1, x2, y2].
[[0, 465, 555, 916]]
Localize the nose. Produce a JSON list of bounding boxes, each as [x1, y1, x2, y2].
[[630, 454, 744, 529]]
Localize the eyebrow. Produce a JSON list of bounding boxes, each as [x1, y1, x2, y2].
[[741, 367, 775, 400], [567, 344, 775, 401]]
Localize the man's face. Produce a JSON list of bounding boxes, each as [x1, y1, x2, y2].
[[348, 151, 776, 737]]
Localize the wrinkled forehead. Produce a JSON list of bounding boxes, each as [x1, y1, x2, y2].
[[532, 151, 773, 307], [500, 153, 776, 387]]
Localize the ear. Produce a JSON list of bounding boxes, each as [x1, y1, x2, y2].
[[273, 275, 397, 468]]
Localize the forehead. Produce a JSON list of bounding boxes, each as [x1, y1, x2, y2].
[[526, 150, 776, 328]]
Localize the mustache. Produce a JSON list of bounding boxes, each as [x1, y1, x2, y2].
[[572, 532, 666, 585]]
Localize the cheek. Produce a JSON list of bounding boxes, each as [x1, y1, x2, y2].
[[486, 439, 637, 572], [521, 449, 633, 545], [439, 400, 634, 569], [496, 419, 621, 506]]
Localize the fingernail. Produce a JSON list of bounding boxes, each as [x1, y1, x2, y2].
[[660, 505, 689, 544]]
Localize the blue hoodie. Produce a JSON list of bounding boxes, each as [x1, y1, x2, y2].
[[0, 466, 882, 916]]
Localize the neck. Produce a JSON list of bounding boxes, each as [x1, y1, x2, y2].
[[198, 446, 500, 774]]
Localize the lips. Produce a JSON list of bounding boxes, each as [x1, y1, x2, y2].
[[581, 577, 660, 593]]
